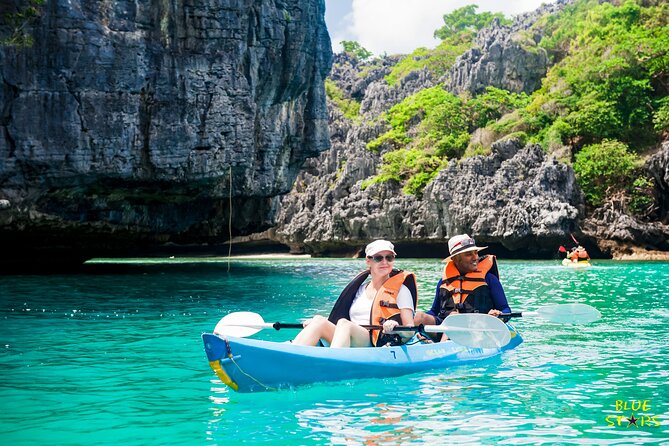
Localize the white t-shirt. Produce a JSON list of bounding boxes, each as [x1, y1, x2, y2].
[[348, 282, 414, 325]]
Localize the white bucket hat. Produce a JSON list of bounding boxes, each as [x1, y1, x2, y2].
[[365, 240, 397, 257], [446, 234, 487, 259]]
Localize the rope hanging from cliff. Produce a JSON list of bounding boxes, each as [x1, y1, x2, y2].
[[228, 165, 232, 272]]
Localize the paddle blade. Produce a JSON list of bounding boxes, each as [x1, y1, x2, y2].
[[442, 314, 511, 349], [537, 303, 601, 324], [214, 311, 266, 337], [558, 245, 567, 253]]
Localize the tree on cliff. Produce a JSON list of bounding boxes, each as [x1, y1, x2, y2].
[[0, 0, 45, 47], [341, 40, 373, 60], [433, 4, 509, 40]]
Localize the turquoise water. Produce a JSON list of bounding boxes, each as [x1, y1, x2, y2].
[[1, 258, 668, 445]]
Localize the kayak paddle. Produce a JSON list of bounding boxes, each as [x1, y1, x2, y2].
[[214, 311, 511, 349], [213, 311, 303, 338], [501, 303, 600, 324]]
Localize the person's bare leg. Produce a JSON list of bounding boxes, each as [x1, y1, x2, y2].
[[292, 315, 336, 346], [330, 319, 372, 348]]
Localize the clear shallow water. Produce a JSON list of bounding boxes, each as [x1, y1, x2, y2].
[[1, 258, 668, 445]]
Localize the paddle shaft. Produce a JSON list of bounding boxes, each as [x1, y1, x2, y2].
[[362, 323, 506, 334], [498, 312, 538, 318], [216, 312, 512, 348], [224, 322, 504, 334]]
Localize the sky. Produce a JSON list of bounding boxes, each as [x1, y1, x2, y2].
[[324, 0, 553, 56]]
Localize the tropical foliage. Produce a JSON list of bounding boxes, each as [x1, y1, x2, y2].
[[514, 0, 669, 152], [0, 0, 45, 47], [386, 5, 509, 86], [352, 0, 667, 206], [573, 139, 639, 206], [341, 40, 373, 61], [324, 79, 360, 121], [433, 4, 509, 40], [366, 86, 530, 195]]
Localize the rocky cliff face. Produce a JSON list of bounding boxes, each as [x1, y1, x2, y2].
[[266, 0, 669, 259], [266, 6, 571, 257], [272, 136, 584, 258], [0, 0, 332, 268], [583, 142, 669, 258], [444, 0, 573, 96]]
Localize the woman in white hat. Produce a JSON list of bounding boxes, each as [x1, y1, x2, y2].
[[292, 240, 418, 348], [414, 234, 511, 341]]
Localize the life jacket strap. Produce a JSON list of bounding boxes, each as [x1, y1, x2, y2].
[[444, 276, 486, 285], [379, 300, 399, 309]]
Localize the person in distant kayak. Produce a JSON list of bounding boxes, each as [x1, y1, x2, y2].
[[568, 245, 590, 262], [413, 234, 511, 341], [292, 240, 418, 348]]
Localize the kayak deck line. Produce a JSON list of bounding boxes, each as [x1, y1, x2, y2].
[[210, 337, 279, 392], [203, 325, 523, 393]]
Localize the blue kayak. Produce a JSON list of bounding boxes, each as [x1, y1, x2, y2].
[[202, 326, 523, 392]]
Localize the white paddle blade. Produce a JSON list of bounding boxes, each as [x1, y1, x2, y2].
[[537, 303, 601, 324], [442, 314, 511, 349], [214, 311, 268, 337]]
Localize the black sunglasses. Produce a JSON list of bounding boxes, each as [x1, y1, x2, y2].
[[367, 254, 396, 263]]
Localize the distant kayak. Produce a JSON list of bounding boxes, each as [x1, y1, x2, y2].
[[562, 258, 592, 268], [202, 326, 523, 393]]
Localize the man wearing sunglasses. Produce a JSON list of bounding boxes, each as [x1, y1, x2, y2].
[[293, 240, 418, 348], [414, 234, 511, 341]]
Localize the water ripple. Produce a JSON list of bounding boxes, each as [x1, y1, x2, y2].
[[2, 259, 668, 445]]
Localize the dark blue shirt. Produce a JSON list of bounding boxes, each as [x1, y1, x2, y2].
[[426, 273, 511, 318]]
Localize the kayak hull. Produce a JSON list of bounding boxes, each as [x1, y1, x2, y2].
[[202, 326, 522, 392], [562, 258, 591, 268]]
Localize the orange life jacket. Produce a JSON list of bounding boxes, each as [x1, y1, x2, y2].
[[327, 269, 418, 346], [369, 271, 418, 346], [438, 255, 497, 316]]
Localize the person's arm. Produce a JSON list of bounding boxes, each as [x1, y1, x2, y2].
[[425, 278, 443, 317], [383, 285, 415, 337], [486, 273, 511, 314]]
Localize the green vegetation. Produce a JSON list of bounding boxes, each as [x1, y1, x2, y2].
[[492, 0, 668, 208], [365, 85, 530, 195], [468, 87, 530, 129], [385, 38, 472, 86], [0, 0, 45, 47], [653, 96, 669, 133], [337, 0, 667, 208], [433, 4, 510, 40], [362, 148, 446, 196], [324, 79, 360, 121], [629, 176, 656, 217], [386, 5, 509, 86], [573, 140, 638, 206], [511, 0, 668, 150], [573, 139, 655, 217], [367, 86, 469, 156], [341, 40, 373, 61]]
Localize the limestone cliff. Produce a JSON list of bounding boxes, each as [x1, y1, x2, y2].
[[0, 0, 332, 269], [265, 1, 669, 259]]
